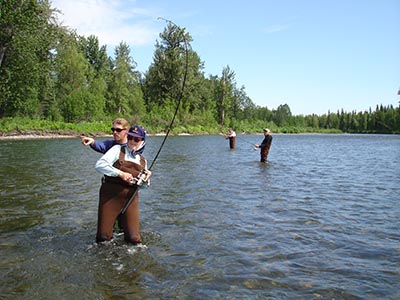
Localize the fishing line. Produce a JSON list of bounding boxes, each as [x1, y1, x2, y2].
[[121, 18, 189, 214]]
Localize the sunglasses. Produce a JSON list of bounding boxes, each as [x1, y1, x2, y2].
[[111, 127, 125, 133], [128, 136, 142, 142]]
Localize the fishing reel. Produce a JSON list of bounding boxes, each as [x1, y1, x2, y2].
[[131, 170, 149, 187]]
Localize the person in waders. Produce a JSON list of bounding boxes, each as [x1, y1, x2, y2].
[[81, 117, 130, 233], [255, 128, 273, 162], [224, 128, 236, 149], [95, 125, 151, 245]]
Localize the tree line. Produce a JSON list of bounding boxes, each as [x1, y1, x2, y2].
[[1, 0, 399, 134]]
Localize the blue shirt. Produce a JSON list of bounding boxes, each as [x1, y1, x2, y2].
[[90, 139, 127, 154]]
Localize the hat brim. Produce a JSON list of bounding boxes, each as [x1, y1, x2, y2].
[[127, 132, 143, 138]]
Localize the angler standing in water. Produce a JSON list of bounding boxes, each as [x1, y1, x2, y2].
[[95, 125, 151, 245], [255, 128, 273, 162], [224, 128, 236, 149], [81, 117, 130, 233]]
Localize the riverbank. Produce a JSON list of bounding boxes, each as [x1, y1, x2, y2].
[[0, 129, 102, 140], [0, 129, 193, 140]]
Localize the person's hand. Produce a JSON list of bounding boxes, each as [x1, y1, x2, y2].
[[119, 171, 134, 184], [81, 136, 94, 146], [144, 169, 152, 181]]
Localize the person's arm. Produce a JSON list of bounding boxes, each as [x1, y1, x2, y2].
[[95, 145, 122, 176], [95, 145, 136, 184], [260, 136, 272, 148], [90, 139, 115, 154], [81, 135, 107, 153], [81, 136, 115, 154], [256, 137, 266, 148]]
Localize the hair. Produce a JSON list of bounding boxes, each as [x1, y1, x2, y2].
[[112, 118, 130, 129]]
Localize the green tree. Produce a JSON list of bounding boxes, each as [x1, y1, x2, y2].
[[0, 0, 59, 117], [180, 50, 205, 114], [216, 65, 235, 125], [273, 104, 292, 126], [79, 35, 109, 78], [78, 35, 109, 120], [234, 85, 255, 119], [382, 105, 396, 133], [55, 38, 90, 122], [357, 111, 368, 132], [319, 114, 328, 129], [107, 42, 144, 116], [143, 23, 193, 110]]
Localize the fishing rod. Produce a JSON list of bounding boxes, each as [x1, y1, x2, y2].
[[220, 131, 258, 149], [148, 17, 189, 170], [120, 18, 189, 214], [239, 138, 257, 146], [238, 138, 259, 150]]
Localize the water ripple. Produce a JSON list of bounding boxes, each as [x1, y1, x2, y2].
[[0, 135, 399, 299]]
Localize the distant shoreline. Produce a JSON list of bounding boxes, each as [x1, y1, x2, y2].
[[0, 129, 110, 141], [2, 130, 375, 141], [0, 129, 191, 141], [0, 134, 80, 140]]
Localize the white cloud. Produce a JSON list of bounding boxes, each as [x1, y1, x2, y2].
[[52, 0, 159, 47], [264, 23, 292, 34]]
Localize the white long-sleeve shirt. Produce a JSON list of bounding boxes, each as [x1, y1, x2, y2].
[[228, 131, 236, 137], [95, 144, 147, 177]]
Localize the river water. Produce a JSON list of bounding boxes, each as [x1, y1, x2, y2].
[[0, 134, 399, 300]]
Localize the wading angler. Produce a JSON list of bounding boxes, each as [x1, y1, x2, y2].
[[95, 125, 152, 245]]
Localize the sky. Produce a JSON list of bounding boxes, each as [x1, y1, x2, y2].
[[51, 0, 400, 116]]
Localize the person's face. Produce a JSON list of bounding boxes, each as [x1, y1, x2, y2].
[[111, 123, 127, 142], [127, 136, 143, 150]]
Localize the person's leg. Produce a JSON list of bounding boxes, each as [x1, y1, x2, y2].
[[122, 192, 142, 245], [96, 184, 123, 243], [261, 146, 270, 162], [230, 137, 235, 149], [260, 149, 266, 162]]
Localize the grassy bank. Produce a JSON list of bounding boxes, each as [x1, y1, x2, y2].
[[0, 117, 343, 137]]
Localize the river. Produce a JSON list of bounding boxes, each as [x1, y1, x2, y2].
[[0, 134, 399, 299]]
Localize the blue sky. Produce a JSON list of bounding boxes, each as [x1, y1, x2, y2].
[[52, 0, 400, 116]]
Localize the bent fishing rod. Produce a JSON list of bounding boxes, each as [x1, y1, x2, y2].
[[120, 18, 189, 214]]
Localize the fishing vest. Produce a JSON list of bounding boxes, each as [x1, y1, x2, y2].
[[103, 147, 146, 186]]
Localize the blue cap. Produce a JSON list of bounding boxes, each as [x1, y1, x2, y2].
[[127, 125, 146, 140]]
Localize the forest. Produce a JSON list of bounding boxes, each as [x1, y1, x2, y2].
[[1, 0, 399, 135]]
